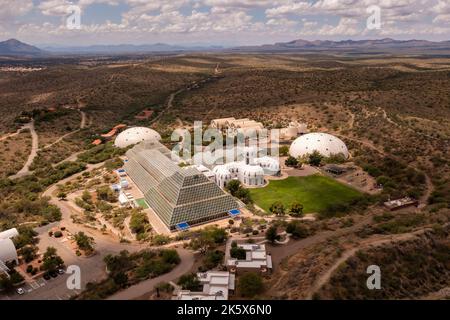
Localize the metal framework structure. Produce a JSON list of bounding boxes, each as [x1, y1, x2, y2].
[[124, 141, 239, 230]]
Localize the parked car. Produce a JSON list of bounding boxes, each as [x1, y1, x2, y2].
[[16, 288, 25, 295], [58, 268, 65, 275], [43, 273, 51, 280], [49, 271, 58, 278]]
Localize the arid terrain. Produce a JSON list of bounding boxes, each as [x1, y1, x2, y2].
[[0, 53, 449, 300]]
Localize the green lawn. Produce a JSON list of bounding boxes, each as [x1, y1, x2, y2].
[[249, 175, 362, 214], [135, 198, 149, 209]]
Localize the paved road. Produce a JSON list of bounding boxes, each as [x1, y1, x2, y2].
[[107, 248, 194, 300], [7, 162, 193, 300]]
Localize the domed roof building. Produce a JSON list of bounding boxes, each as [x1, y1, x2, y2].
[[240, 165, 265, 187], [114, 127, 161, 148], [289, 133, 349, 159], [0, 238, 18, 265]]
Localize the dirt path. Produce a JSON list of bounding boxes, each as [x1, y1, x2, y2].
[[150, 88, 184, 125], [9, 120, 38, 179], [42, 110, 87, 150], [306, 228, 430, 299], [336, 127, 433, 206], [269, 212, 378, 266]]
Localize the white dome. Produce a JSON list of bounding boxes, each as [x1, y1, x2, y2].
[[242, 165, 264, 177], [114, 127, 161, 148], [289, 133, 349, 159], [0, 238, 18, 264]]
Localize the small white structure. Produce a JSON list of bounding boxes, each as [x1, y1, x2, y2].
[[175, 271, 235, 300], [118, 192, 130, 207], [227, 243, 272, 274], [289, 132, 349, 159], [114, 127, 161, 148], [210, 117, 264, 137], [280, 122, 308, 139], [0, 238, 18, 265], [0, 228, 19, 240]]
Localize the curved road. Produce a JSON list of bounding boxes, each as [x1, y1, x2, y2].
[[10, 120, 38, 179], [32, 161, 194, 300]]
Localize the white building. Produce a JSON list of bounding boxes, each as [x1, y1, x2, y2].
[[175, 271, 235, 300], [212, 147, 279, 188], [227, 243, 272, 274], [114, 127, 161, 148], [0, 228, 19, 240], [0, 228, 19, 267], [210, 117, 264, 137], [289, 132, 349, 159], [280, 121, 308, 140]]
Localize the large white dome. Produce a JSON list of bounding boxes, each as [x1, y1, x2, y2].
[[114, 127, 161, 148], [289, 133, 349, 159]]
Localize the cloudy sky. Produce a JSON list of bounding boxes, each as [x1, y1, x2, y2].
[[1, 0, 449, 46]]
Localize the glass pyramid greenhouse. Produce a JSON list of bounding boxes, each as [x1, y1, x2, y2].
[[124, 141, 239, 230]]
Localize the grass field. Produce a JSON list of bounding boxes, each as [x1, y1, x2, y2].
[[135, 198, 149, 209], [249, 175, 362, 214]]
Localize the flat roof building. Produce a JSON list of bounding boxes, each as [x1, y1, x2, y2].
[[227, 243, 272, 274], [175, 271, 235, 300]]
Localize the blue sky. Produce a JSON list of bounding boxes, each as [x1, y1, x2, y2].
[[1, 0, 449, 46]]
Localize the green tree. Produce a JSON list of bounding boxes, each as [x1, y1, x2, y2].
[[235, 187, 252, 204], [160, 249, 181, 265], [113, 272, 128, 288], [285, 156, 299, 167], [289, 202, 304, 217], [74, 232, 95, 253], [308, 150, 323, 166], [82, 190, 92, 204], [129, 210, 150, 235], [238, 272, 264, 297], [286, 221, 309, 239], [177, 273, 201, 291], [230, 246, 246, 260], [19, 245, 38, 263], [279, 146, 289, 157], [203, 250, 224, 269], [42, 247, 64, 272], [225, 180, 241, 196], [57, 191, 67, 200], [265, 226, 280, 243], [269, 201, 285, 216], [96, 186, 117, 203]]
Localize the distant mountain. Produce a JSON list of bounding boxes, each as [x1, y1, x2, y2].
[[0, 39, 44, 56], [233, 38, 450, 53], [43, 43, 224, 54]]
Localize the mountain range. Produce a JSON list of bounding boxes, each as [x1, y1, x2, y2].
[[233, 38, 450, 53], [1, 38, 450, 57], [0, 39, 44, 56]]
